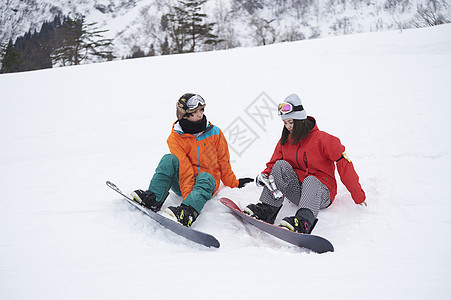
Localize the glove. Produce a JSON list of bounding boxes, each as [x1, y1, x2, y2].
[[255, 173, 267, 187], [238, 177, 254, 188]]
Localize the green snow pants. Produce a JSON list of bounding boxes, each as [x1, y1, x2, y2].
[[148, 154, 216, 213]]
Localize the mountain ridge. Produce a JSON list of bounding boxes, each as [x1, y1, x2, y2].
[[1, 0, 450, 60]]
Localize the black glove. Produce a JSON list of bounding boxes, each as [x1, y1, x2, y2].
[[238, 177, 254, 188]]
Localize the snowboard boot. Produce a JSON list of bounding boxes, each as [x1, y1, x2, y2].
[[165, 204, 199, 227], [243, 202, 282, 224], [131, 189, 163, 212], [279, 208, 318, 234]]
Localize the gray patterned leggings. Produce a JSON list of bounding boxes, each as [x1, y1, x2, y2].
[[259, 160, 331, 217]]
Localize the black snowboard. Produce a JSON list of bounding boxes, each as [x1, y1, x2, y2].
[[106, 181, 220, 248], [220, 197, 333, 253]]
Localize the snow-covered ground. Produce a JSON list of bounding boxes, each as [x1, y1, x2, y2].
[[1, 24, 450, 299]]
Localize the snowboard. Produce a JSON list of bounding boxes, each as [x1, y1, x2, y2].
[[106, 181, 220, 248], [220, 197, 334, 253]]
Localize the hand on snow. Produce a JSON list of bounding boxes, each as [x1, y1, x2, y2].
[[238, 178, 254, 188], [255, 173, 267, 187]]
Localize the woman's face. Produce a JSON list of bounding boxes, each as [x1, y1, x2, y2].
[[283, 118, 294, 133]]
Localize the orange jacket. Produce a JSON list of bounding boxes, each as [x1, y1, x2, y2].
[[167, 121, 239, 199]]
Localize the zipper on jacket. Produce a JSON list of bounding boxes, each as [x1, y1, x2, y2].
[[295, 145, 309, 175], [303, 152, 309, 175], [197, 145, 200, 176], [295, 144, 302, 170]]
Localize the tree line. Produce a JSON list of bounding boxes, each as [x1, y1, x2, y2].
[[1, 0, 450, 73], [1, 0, 220, 73], [121, 0, 451, 58], [0, 15, 114, 73]]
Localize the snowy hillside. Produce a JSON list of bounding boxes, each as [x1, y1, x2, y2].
[[1, 25, 451, 299], [2, 0, 451, 58]]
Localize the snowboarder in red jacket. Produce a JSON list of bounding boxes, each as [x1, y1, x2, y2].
[[244, 94, 366, 234]]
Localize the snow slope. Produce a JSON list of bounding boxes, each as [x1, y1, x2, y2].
[[1, 24, 450, 299]]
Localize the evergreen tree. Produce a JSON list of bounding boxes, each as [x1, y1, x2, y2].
[[127, 46, 146, 59], [0, 41, 6, 57], [1, 15, 115, 73], [0, 40, 21, 73], [1, 30, 52, 73], [148, 43, 156, 56], [164, 0, 221, 53], [1, 18, 61, 73], [52, 15, 115, 66], [17, 29, 53, 70], [160, 36, 170, 55], [164, 6, 188, 53], [0, 41, 7, 65]]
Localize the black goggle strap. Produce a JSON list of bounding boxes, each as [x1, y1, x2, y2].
[[291, 105, 303, 112], [278, 104, 304, 115]]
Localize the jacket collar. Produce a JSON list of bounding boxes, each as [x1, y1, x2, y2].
[[308, 116, 319, 132], [173, 120, 213, 137]]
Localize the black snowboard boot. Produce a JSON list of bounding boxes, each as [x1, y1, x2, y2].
[[131, 189, 164, 212], [243, 202, 282, 224], [165, 204, 199, 227], [279, 208, 318, 234]]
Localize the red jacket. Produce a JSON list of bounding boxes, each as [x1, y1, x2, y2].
[[263, 117, 365, 204]]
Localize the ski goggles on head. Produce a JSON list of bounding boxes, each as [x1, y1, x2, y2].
[[184, 94, 206, 110], [277, 102, 304, 115]]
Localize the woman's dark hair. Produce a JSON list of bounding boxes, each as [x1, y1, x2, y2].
[[281, 118, 315, 145]]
